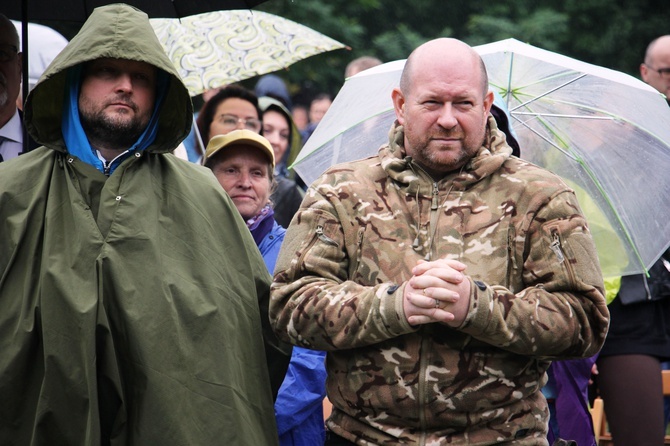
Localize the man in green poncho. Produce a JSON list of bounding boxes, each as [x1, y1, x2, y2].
[[0, 4, 289, 445]]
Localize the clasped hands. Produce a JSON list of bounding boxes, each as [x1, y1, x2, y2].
[[403, 258, 471, 327]]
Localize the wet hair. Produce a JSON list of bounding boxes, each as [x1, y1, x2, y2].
[[196, 85, 262, 145]]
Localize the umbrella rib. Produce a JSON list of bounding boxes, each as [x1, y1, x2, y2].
[[505, 53, 514, 111], [579, 164, 649, 275], [291, 107, 394, 168], [513, 116, 576, 160], [512, 114, 649, 275], [512, 112, 614, 120], [510, 73, 587, 112]]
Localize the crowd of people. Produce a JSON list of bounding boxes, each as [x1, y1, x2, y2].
[[1, 3, 670, 446]]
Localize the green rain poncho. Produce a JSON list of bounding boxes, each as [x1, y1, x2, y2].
[[0, 4, 287, 445]]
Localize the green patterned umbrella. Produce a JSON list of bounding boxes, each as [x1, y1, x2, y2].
[[151, 10, 348, 97]]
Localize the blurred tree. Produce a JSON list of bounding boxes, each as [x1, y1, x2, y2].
[[256, 0, 669, 105], [38, 0, 670, 109]]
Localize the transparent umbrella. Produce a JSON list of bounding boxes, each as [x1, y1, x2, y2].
[[293, 39, 670, 277]]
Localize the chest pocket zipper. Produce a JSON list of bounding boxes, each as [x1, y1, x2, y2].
[[549, 228, 577, 286], [349, 226, 365, 276], [506, 226, 518, 289], [291, 224, 340, 282], [549, 231, 565, 263], [316, 225, 338, 246]]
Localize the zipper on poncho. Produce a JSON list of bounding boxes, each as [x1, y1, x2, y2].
[[97, 149, 130, 176]]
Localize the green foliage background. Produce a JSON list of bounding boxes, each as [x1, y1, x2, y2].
[[254, 0, 670, 107]]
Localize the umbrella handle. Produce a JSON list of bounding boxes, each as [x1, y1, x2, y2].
[[192, 116, 206, 165], [21, 0, 30, 154]]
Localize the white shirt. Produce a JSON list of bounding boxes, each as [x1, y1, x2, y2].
[[0, 110, 25, 161]]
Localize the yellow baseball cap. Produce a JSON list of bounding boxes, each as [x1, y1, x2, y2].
[[204, 129, 275, 168]]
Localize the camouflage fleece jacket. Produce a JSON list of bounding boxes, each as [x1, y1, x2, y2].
[[270, 117, 609, 445]]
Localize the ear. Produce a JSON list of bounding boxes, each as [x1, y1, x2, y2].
[[16, 52, 23, 76], [391, 87, 406, 124], [483, 90, 494, 114], [640, 63, 649, 82]]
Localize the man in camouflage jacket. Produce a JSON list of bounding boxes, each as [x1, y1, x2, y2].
[[270, 38, 609, 445]]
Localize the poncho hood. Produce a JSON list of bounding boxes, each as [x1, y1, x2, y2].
[[24, 3, 193, 154]]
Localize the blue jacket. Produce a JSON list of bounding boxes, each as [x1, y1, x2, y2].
[[259, 220, 328, 446], [259, 220, 286, 276]]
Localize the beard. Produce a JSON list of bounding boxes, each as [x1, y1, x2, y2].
[[408, 131, 485, 177], [79, 96, 151, 151]]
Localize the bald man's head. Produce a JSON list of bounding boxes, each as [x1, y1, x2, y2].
[[391, 38, 494, 177], [641, 35, 670, 100], [400, 38, 489, 99]]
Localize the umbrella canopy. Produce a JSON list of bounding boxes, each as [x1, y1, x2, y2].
[[150, 10, 348, 97], [293, 39, 670, 277], [11, 21, 68, 92]]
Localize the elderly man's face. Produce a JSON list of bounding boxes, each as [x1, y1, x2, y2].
[[641, 38, 670, 100], [0, 23, 21, 117], [79, 58, 157, 149], [393, 51, 493, 177]]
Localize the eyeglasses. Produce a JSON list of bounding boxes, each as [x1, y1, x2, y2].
[[0, 44, 18, 63], [216, 114, 262, 132], [644, 63, 670, 79]]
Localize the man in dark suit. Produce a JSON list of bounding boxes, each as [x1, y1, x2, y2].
[[0, 14, 37, 162]]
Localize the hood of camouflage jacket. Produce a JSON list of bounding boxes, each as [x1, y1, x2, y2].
[[380, 115, 513, 195], [23, 3, 193, 154]]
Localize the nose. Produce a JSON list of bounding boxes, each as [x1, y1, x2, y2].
[[115, 73, 133, 92], [436, 103, 458, 129], [265, 130, 279, 145], [237, 171, 252, 188]]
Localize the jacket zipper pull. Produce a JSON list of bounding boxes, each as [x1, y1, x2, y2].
[[550, 232, 565, 263], [431, 183, 439, 210], [316, 225, 339, 246]]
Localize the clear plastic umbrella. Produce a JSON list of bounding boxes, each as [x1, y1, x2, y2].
[[293, 39, 670, 277], [150, 10, 348, 97]]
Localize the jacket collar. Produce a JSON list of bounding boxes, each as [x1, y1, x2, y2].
[[380, 115, 513, 194]]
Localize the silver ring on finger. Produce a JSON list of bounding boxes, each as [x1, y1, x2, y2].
[[434, 298, 440, 309]]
